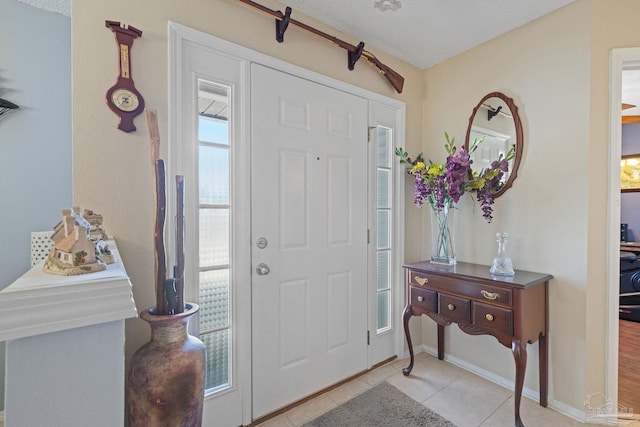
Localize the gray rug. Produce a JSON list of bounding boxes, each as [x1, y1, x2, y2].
[[302, 381, 457, 427]]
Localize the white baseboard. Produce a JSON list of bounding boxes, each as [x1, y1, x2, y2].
[[408, 344, 586, 423]]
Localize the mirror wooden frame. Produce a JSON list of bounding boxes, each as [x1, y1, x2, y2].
[[464, 92, 523, 199]]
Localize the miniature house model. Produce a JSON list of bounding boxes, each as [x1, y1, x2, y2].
[[43, 207, 113, 275]]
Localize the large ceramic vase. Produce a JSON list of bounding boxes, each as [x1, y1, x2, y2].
[[127, 303, 206, 427]]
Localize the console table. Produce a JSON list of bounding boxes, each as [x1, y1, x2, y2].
[[402, 261, 552, 427]]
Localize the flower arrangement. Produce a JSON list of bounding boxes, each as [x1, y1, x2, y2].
[[395, 132, 515, 222], [396, 132, 515, 265]]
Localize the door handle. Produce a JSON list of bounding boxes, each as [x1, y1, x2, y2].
[[256, 263, 270, 275]]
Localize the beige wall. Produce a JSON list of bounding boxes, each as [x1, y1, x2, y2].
[[72, 0, 423, 382], [587, 0, 640, 401], [73, 0, 640, 418], [421, 0, 640, 415]]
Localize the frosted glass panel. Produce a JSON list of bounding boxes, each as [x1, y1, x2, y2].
[[199, 208, 230, 266], [201, 330, 230, 392], [377, 128, 390, 168], [199, 145, 229, 205], [199, 118, 228, 145], [377, 291, 389, 330], [377, 210, 390, 250], [199, 269, 229, 331], [377, 169, 390, 209], [377, 250, 389, 291]]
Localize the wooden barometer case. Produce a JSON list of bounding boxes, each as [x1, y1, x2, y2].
[[105, 20, 144, 132]]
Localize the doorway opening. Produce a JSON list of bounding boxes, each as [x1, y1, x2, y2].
[[607, 47, 640, 412]]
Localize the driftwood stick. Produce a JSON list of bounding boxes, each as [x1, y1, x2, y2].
[[146, 108, 169, 314], [154, 159, 168, 314], [175, 175, 185, 313], [145, 108, 160, 164]]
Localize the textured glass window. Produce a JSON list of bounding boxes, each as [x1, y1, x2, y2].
[[377, 291, 389, 330], [377, 210, 390, 250], [377, 128, 391, 168], [199, 269, 230, 331], [377, 251, 390, 291], [377, 169, 390, 209], [201, 330, 230, 392], [199, 145, 229, 205], [375, 126, 393, 333], [197, 79, 232, 393], [199, 209, 230, 266]]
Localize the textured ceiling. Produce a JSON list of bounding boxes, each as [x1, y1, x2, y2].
[[17, 0, 70, 16], [19, 0, 640, 115], [281, 0, 576, 70]]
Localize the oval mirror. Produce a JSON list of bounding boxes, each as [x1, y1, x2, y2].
[[464, 92, 523, 198]]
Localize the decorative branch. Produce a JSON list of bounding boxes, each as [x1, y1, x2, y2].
[[154, 159, 168, 314], [174, 175, 185, 313], [145, 108, 187, 315]]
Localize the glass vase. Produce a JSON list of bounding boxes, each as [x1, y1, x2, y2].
[[490, 232, 515, 276], [430, 202, 456, 265]]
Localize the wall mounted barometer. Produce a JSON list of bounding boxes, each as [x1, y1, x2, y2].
[[105, 20, 144, 132]]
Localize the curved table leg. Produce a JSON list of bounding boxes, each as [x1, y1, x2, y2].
[[402, 304, 414, 375], [512, 339, 527, 427]]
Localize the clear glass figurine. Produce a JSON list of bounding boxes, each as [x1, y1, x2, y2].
[[490, 232, 515, 276]]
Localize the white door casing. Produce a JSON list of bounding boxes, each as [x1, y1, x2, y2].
[[607, 47, 640, 410], [169, 22, 406, 426], [251, 63, 369, 418]]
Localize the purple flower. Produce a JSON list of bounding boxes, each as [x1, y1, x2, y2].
[[396, 132, 513, 223], [476, 188, 495, 222]]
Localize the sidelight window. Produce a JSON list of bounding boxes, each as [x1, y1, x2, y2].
[[375, 126, 393, 332], [197, 79, 231, 393]]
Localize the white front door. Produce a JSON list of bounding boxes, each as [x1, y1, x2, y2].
[[251, 64, 369, 418]]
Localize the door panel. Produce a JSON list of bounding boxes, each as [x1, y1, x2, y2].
[[251, 64, 368, 418]]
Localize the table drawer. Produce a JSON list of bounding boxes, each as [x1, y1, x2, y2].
[[408, 269, 512, 307], [439, 294, 471, 323], [409, 286, 437, 314], [473, 302, 513, 336]]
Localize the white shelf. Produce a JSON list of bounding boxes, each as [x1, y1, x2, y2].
[[0, 240, 137, 342]]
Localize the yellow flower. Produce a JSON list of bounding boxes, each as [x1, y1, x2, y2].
[[467, 178, 485, 190], [427, 163, 444, 176], [410, 161, 426, 174], [483, 169, 500, 180]]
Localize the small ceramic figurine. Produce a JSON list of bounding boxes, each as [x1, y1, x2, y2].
[[43, 207, 114, 276], [490, 232, 515, 276]]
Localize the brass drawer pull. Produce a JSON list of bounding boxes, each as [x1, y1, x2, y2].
[[481, 290, 500, 300], [447, 303, 455, 311], [486, 313, 494, 321], [417, 296, 424, 302], [415, 276, 429, 286]]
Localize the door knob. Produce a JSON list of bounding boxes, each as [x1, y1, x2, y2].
[[256, 263, 270, 275]]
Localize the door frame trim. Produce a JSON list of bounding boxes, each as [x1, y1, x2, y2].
[[607, 47, 640, 408], [168, 21, 405, 425]]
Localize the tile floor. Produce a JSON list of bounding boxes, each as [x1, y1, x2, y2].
[[254, 352, 640, 427]]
